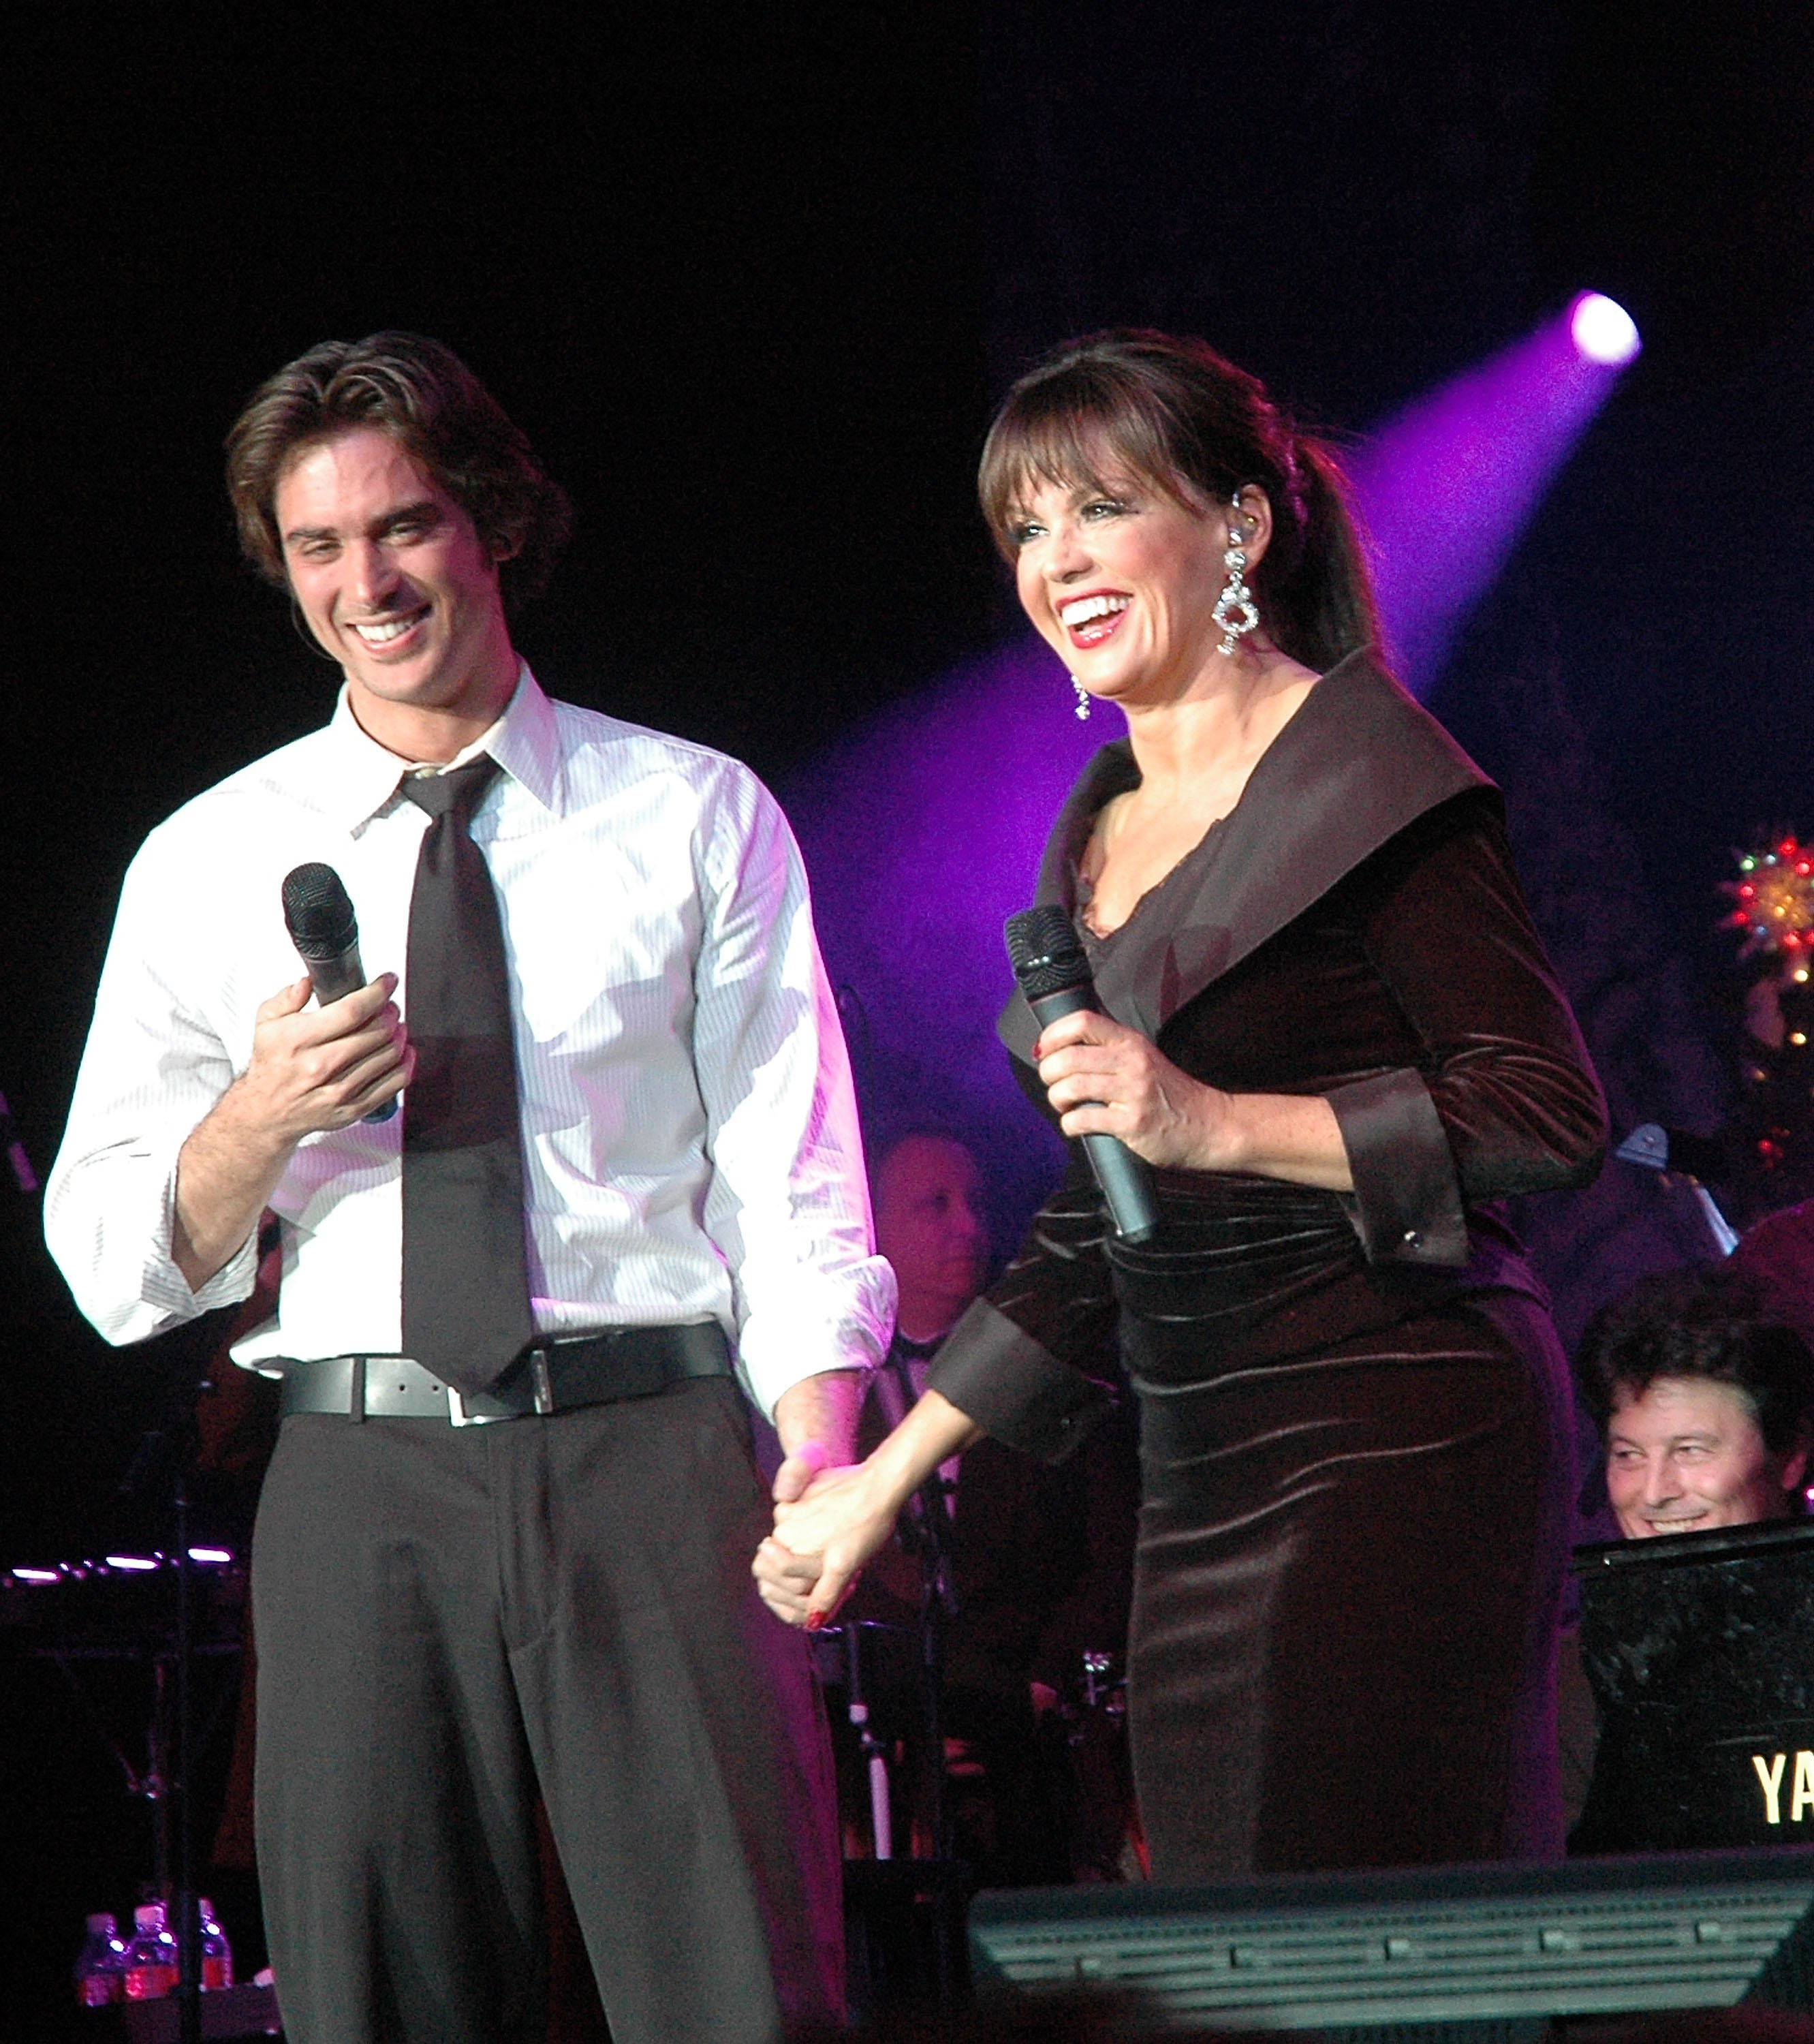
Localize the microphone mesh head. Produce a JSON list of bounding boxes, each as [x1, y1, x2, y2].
[[1004, 904, 1089, 1000], [281, 863, 357, 957]]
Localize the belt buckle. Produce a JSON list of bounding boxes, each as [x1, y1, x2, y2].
[[447, 1357, 550, 1425], [448, 1387, 504, 1427]]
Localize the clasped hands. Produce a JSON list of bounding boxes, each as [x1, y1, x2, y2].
[[755, 1458, 899, 1631]]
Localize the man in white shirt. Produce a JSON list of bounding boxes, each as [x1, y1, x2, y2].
[[46, 332, 893, 2044]]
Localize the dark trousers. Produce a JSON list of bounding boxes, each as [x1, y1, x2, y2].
[[251, 1377, 843, 2044]]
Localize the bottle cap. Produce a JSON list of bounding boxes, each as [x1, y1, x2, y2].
[[134, 1902, 166, 1932], [85, 1913, 116, 1935]]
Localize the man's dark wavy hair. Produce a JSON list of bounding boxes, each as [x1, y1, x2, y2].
[[225, 331, 572, 613], [1574, 1265, 1814, 1456]]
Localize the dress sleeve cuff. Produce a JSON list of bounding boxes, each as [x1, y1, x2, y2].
[[1327, 1066, 1469, 1267], [926, 1297, 1112, 1464]]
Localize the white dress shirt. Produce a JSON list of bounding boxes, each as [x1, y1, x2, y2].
[[46, 670, 894, 1418]]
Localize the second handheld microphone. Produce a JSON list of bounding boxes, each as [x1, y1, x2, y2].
[[1004, 904, 1160, 1244]]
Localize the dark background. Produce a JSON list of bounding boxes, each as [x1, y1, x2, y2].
[[3, 0, 1813, 2024]]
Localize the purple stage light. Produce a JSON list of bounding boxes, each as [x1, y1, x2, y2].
[[7, 1550, 234, 1581], [1350, 298, 1638, 694], [1570, 292, 1642, 367], [782, 642, 1091, 1221]]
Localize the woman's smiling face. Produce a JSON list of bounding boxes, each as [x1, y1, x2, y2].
[[1007, 461, 1266, 713]]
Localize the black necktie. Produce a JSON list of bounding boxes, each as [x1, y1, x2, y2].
[[399, 757, 533, 1394]]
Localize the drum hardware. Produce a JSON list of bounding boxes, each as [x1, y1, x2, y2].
[[1616, 1122, 1740, 1256], [839, 1620, 897, 1860], [3, 1548, 245, 1905], [899, 1459, 959, 1876], [1046, 1651, 1136, 1883], [815, 1440, 968, 2011], [63, 1322, 242, 2044], [1078, 1650, 1127, 1724]]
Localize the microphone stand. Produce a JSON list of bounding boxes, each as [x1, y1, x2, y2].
[[888, 1352, 964, 2002], [904, 1471, 957, 1856], [172, 1472, 202, 2044], [118, 1322, 227, 2044]]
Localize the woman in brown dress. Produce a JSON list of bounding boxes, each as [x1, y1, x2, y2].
[[756, 330, 1607, 1879]]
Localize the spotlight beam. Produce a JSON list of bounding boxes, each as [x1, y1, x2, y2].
[[1350, 296, 1640, 696]]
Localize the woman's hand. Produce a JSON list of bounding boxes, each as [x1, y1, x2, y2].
[[757, 1387, 983, 1627], [1034, 1008, 1238, 1171], [754, 1461, 903, 1629], [1034, 1009, 1355, 1190]]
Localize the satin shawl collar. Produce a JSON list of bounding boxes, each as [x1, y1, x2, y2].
[[997, 651, 1492, 1062]]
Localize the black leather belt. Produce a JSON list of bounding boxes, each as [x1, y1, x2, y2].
[[279, 1322, 732, 1425]]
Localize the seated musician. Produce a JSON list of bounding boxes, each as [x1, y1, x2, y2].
[[1559, 1266, 1814, 1831], [1576, 1267, 1813, 1540]]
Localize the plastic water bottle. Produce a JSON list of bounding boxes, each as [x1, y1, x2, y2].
[[73, 1913, 127, 2007], [123, 1902, 178, 2000], [198, 1897, 234, 1991]]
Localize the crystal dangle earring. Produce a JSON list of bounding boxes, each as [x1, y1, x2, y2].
[[1213, 494, 1260, 657], [1071, 674, 1091, 721]]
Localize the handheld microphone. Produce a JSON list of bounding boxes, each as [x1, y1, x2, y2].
[[1005, 905, 1161, 1243], [281, 863, 399, 1124]]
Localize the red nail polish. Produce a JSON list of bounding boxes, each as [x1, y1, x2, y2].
[[804, 1611, 824, 1632]]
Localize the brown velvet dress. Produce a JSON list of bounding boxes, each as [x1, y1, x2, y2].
[[926, 652, 1608, 1882]]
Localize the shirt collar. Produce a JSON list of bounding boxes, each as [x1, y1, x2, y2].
[[320, 663, 564, 834], [484, 664, 563, 815]]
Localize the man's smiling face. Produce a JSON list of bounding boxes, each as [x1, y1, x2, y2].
[[277, 427, 519, 755], [1606, 1374, 1807, 1538]]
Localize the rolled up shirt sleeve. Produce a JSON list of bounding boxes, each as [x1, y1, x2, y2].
[[45, 839, 260, 1344], [1330, 795, 1608, 1267], [691, 770, 894, 1419]]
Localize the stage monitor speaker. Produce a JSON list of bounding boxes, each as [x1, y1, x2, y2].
[[969, 1848, 1814, 2038]]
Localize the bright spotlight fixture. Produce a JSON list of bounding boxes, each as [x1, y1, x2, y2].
[[1570, 292, 1642, 367]]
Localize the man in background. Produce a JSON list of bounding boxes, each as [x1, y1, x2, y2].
[[1561, 1265, 1814, 1831], [1576, 1267, 1813, 1540]]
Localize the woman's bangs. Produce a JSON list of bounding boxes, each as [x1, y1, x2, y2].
[[981, 384, 1172, 543]]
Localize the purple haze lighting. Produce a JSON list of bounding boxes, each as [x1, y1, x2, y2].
[[781, 642, 1093, 1219], [1569, 292, 1642, 367], [1349, 301, 1637, 694]]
